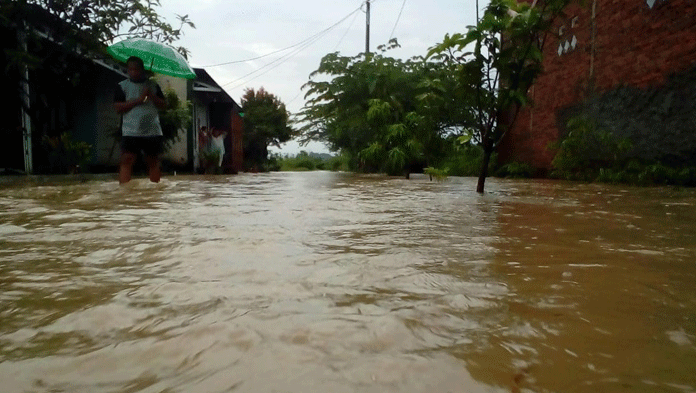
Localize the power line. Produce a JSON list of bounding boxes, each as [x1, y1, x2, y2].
[[202, 47, 295, 67], [221, 7, 363, 90], [334, 7, 362, 51], [222, 29, 324, 89], [389, 0, 407, 40], [203, 5, 363, 68]]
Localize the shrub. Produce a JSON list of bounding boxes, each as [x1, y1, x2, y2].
[[594, 161, 696, 187], [550, 117, 632, 181], [43, 132, 91, 174], [424, 166, 450, 181], [275, 152, 344, 171], [326, 154, 350, 171], [495, 161, 535, 178], [440, 142, 497, 177], [159, 88, 192, 149]]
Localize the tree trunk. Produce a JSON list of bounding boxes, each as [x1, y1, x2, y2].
[[476, 143, 493, 193]]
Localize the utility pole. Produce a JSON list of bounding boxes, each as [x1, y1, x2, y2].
[[365, 0, 371, 53]]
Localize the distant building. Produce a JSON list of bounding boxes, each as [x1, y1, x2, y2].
[[157, 69, 244, 174], [498, 0, 696, 173], [189, 68, 244, 174]]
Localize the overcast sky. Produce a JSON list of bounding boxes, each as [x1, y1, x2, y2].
[[159, 0, 484, 154]]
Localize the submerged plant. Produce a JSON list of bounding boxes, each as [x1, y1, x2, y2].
[[424, 166, 450, 181]]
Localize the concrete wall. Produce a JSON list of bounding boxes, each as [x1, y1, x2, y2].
[[498, 0, 696, 171], [157, 75, 191, 167]]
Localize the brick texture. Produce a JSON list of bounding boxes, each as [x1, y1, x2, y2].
[[498, 0, 696, 172]]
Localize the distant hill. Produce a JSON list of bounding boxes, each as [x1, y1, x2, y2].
[[307, 152, 334, 160], [284, 151, 334, 160]]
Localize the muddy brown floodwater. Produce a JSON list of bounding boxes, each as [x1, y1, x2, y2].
[[0, 172, 694, 393]]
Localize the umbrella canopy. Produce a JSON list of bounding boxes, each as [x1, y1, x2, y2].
[[107, 38, 196, 79]]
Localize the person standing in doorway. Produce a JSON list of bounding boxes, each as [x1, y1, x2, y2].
[[114, 56, 167, 184], [210, 127, 227, 168], [198, 126, 210, 171]]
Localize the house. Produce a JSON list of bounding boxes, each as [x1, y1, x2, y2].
[[497, 0, 696, 173], [2, 4, 244, 175], [152, 69, 244, 174], [1, 4, 128, 175], [188, 68, 244, 174]]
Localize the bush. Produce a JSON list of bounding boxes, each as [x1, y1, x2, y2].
[[159, 88, 192, 149], [275, 152, 346, 171], [424, 166, 450, 181], [597, 163, 696, 187], [495, 161, 535, 178], [550, 117, 632, 181], [294, 155, 319, 170], [326, 154, 350, 171], [439, 142, 497, 177], [266, 154, 282, 171], [43, 132, 91, 174]]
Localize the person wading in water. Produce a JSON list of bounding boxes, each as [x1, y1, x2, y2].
[[114, 56, 167, 184]]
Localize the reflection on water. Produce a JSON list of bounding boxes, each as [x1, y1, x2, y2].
[[1, 172, 694, 393]]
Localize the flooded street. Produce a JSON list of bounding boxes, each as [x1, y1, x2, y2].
[[1, 171, 695, 393]]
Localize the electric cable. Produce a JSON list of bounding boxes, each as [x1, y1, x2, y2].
[[222, 27, 326, 90], [221, 6, 363, 89], [203, 5, 363, 68], [334, 7, 362, 51], [389, 0, 407, 40]]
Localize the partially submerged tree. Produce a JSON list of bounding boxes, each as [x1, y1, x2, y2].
[[427, 0, 575, 192], [240, 88, 295, 171], [298, 40, 465, 176]]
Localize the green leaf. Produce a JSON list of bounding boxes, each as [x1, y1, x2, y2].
[[457, 133, 473, 145]]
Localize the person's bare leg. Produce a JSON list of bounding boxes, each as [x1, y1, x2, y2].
[[119, 152, 137, 184], [145, 155, 161, 183]]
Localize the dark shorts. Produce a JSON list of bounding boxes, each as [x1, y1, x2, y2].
[[121, 136, 164, 157]]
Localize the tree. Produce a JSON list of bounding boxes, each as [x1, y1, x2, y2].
[[298, 40, 464, 176], [427, 0, 575, 192], [159, 88, 192, 148], [240, 88, 294, 171], [2, 0, 194, 57]]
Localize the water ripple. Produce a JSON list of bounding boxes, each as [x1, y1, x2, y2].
[[1, 173, 695, 392]]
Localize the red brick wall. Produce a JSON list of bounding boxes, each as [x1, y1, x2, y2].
[[498, 0, 696, 171]]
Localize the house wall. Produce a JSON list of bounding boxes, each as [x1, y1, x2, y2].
[[230, 113, 244, 173], [93, 66, 125, 167], [157, 75, 190, 167], [23, 59, 122, 173], [0, 24, 24, 172], [192, 102, 210, 171], [498, 0, 696, 172]]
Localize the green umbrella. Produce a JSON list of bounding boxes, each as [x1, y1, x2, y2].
[[107, 38, 197, 79]]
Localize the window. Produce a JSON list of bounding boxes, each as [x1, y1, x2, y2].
[[647, 0, 667, 9]]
